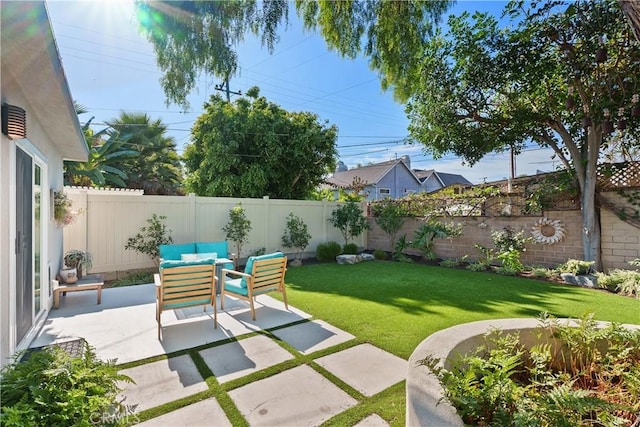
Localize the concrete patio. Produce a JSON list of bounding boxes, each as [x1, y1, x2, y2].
[[31, 283, 407, 426]]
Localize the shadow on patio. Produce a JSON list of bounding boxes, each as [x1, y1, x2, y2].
[[31, 283, 311, 364]]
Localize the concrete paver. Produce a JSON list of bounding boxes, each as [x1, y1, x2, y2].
[[315, 344, 407, 396], [119, 355, 208, 413], [271, 319, 355, 354], [134, 398, 231, 426], [199, 334, 294, 383], [353, 414, 389, 427], [228, 364, 358, 426]]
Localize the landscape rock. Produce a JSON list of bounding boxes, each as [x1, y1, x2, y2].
[[359, 253, 375, 261], [336, 254, 361, 265]]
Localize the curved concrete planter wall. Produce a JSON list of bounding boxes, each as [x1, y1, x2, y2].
[[406, 318, 640, 426]]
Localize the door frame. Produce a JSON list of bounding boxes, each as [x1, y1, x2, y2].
[[13, 139, 49, 353]]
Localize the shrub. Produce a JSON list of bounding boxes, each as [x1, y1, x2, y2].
[[558, 259, 595, 275], [125, 214, 173, 268], [343, 243, 358, 254], [393, 234, 413, 263], [281, 213, 311, 261], [440, 258, 461, 268], [373, 249, 389, 260], [0, 343, 133, 426], [466, 262, 488, 272], [595, 269, 640, 298], [421, 313, 640, 426], [316, 242, 341, 262], [328, 201, 369, 246], [529, 266, 555, 278], [491, 227, 530, 273], [412, 218, 462, 260]]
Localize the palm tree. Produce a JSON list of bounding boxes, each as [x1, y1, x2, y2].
[[107, 112, 184, 195], [64, 105, 136, 187]]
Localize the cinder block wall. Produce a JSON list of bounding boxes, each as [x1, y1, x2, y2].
[[367, 193, 640, 271], [367, 211, 583, 268], [600, 191, 640, 270]]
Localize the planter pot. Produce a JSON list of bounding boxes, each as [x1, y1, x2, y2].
[[59, 268, 78, 284]]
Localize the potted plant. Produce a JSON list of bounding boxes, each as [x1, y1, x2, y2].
[[63, 249, 93, 279]]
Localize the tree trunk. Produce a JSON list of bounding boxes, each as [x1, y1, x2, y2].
[[579, 130, 603, 270]]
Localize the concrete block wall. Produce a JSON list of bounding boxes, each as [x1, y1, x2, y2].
[[367, 211, 584, 268], [600, 191, 640, 270]]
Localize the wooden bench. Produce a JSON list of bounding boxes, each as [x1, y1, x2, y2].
[[54, 274, 104, 309]]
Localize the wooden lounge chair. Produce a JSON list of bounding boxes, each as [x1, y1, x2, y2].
[[155, 260, 217, 339], [221, 252, 288, 320]]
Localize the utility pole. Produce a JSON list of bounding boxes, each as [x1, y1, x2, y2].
[[214, 79, 241, 102]]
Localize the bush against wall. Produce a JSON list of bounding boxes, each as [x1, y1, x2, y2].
[[281, 213, 311, 262], [223, 204, 252, 259]]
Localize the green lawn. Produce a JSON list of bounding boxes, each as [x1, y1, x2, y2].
[[284, 261, 640, 360]]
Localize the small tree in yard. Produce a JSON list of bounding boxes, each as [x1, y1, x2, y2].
[[223, 204, 252, 261], [125, 214, 173, 268], [281, 213, 311, 265], [372, 198, 407, 251], [329, 201, 369, 247]]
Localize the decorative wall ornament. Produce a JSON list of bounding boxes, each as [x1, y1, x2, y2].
[[531, 217, 566, 244]]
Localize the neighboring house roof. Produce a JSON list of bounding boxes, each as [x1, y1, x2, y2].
[[413, 169, 473, 187], [1, 1, 87, 161], [326, 159, 420, 188], [434, 172, 473, 187]]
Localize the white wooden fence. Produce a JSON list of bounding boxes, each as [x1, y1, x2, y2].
[[62, 187, 365, 274]]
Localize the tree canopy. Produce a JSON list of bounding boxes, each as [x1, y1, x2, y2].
[[135, 0, 453, 107], [135, 0, 289, 108], [183, 87, 338, 199], [106, 112, 183, 195], [406, 0, 640, 267]]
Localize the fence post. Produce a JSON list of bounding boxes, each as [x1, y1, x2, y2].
[[263, 196, 270, 251], [188, 193, 196, 242]]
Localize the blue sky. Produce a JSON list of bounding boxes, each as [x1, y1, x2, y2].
[[46, 0, 557, 184]]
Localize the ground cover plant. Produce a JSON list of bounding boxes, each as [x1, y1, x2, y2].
[[0, 343, 133, 426], [283, 262, 640, 424], [421, 313, 640, 426]]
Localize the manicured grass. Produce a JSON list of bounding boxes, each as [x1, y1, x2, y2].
[[285, 261, 640, 360]]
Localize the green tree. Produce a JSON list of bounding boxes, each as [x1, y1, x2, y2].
[[107, 112, 183, 195], [281, 213, 312, 263], [64, 108, 136, 187], [135, 1, 289, 109], [372, 198, 407, 250], [222, 204, 252, 261], [125, 214, 173, 268], [135, 1, 452, 108], [184, 88, 338, 199], [328, 201, 369, 246], [405, 0, 640, 269]]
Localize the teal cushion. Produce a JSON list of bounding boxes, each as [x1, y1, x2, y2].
[[159, 258, 215, 270], [241, 252, 284, 288], [160, 243, 196, 261], [224, 278, 249, 296], [196, 241, 228, 257]]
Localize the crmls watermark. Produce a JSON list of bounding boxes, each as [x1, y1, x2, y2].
[[89, 405, 139, 425]]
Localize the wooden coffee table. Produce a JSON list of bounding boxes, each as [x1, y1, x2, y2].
[[54, 274, 104, 309]]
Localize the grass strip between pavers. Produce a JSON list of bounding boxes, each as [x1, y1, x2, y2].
[[120, 317, 394, 426]]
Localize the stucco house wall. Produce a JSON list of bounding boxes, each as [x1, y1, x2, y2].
[[1, 1, 87, 367]]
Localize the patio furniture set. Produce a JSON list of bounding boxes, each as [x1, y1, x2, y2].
[[54, 240, 289, 340]]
